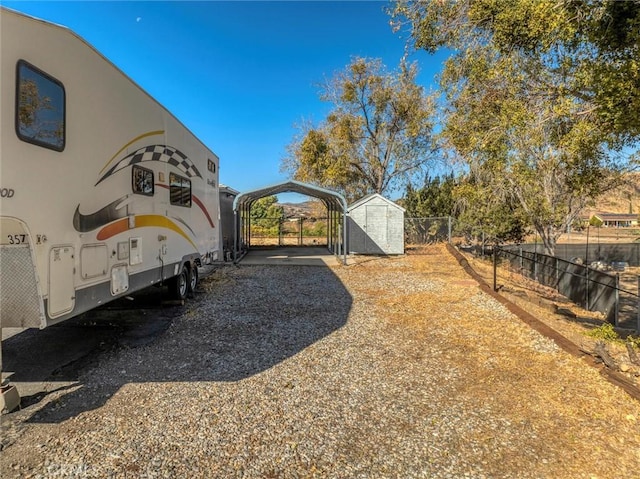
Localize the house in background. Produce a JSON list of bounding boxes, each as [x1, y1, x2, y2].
[[590, 212, 639, 228]]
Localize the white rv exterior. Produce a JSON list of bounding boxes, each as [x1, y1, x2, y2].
[[0, 8, 220, 329]]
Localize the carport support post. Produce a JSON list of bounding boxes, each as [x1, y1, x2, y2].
[[233, 210, 238, 263], [342, 212, 347, 264], [247, 205, 251, 248], [327, 210, 332, 251]]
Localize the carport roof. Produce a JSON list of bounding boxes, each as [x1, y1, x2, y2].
[[233, 179, 347, 213]]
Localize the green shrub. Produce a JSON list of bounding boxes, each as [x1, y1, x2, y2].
[[585, 323, 619, 341], [627, 335, 640, 349]]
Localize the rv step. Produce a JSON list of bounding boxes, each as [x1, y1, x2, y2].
[[1, 383, 20, 414]]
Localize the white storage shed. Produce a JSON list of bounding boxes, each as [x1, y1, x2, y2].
[[348, 194, 405, 255]]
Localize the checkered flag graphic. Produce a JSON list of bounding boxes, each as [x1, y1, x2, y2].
[[96, 145, 202, 185]]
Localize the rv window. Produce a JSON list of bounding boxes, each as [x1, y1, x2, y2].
[[169, 173, 191, 207], [132, 165, 154, 196], [16, 60, 65, 151]]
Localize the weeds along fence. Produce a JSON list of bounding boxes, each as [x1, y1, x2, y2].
[[494, 246, 640, 332]]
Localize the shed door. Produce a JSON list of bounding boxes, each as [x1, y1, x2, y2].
[[366, 205, 388, 253]]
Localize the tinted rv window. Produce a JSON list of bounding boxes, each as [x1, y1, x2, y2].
[[170, 173, 191, 207], [16, 61, 65, 151], [132, 165, 154, 196]]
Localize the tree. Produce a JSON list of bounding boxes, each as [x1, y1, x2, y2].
[[390, 0, 639, 254], [403, 174, 457, 217], [250, 196, 284, 236], [390, 0, 640, 146], [454, 171, 531, 245], [282, 57, 436, 202], [402, 174, 458, 244]]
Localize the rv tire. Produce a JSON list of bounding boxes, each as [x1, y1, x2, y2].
[[188, 264, 198, 296], [169, 265, 189, 301]]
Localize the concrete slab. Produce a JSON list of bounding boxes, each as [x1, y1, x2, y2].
[[238, 247, 342, 266]]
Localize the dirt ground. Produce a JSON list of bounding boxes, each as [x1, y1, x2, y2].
[[447, 245, 640, 391], [1, 244, 640, 478]]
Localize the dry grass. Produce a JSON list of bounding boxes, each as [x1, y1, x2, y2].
[[338, 244, 640, 477], [442, 247, 640, 386]]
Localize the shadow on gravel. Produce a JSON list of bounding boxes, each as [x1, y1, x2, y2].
[[7, 263, 352, 424], [2, 287, 177, 409]]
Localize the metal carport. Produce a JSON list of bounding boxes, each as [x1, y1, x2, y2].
[[232, 180, 348, 265]]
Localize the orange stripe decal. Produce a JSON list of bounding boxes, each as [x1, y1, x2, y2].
[[96, 215, 196, 249], [97, 218, 129, 241]]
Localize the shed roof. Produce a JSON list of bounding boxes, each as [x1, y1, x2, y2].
[[347, 193, 405, 212], [233, 179, 347, 213]]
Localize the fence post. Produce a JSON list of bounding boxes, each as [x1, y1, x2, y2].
[[585, 266, 590, 311], [448, 216, 452, 244], [299, 218, 303, 246], [637, 276, 640, 333], [493, 245, 498, 292], [519, 246, 523, 272], [615, 273, 620, 327], [585, 225, 590, 265]]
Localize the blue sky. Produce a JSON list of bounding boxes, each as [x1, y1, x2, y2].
[[4, 1, 447, 201]]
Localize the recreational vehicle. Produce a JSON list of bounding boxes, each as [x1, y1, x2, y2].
[[0, 8, 221, 330]]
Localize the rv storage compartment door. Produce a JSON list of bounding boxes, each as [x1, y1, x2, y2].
[[48, 246, 75, 318], [111, 264, 129, 295], [80, 244, 108, 279]]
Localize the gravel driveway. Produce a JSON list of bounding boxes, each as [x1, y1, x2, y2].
[[1, 245, 639, 478]]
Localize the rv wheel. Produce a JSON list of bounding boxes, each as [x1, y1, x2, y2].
[[189, 265, 198, 295], [169, 265, 189, 300]]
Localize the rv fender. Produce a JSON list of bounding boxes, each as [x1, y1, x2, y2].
[[176, 253, 201, 276]]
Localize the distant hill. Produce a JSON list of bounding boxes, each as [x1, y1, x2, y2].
[[277, 201, 323, 218], [585, 173, 640, 216]]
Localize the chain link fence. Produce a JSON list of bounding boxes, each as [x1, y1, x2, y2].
[[250, 217, 328, 247], [403, 217, 639, 332], [495, 246, 639, 332], [405, 217, 454, 245], [405, 216, 501, 248]]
